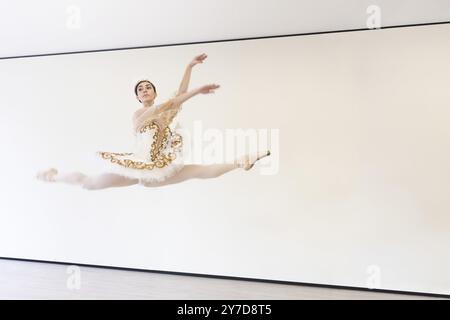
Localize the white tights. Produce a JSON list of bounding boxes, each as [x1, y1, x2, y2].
[[55, 163, 240, 190]]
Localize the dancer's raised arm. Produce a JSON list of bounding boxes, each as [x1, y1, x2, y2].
[[177, 53, 207, 96]]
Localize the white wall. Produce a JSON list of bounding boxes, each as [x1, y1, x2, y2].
[[1, 0, 450, 58], [1, 23, 450, 295]]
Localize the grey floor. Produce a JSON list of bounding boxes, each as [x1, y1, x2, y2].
[[0, 259, 441, 300]]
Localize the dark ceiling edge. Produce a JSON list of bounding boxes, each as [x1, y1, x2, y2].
[[0, 20, 449, 60], [0, 256, 448, 299]]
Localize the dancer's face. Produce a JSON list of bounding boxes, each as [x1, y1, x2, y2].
[[136, 81, 156, 104]]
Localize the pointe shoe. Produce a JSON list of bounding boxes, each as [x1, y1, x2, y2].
[[36, 168, 58, 182], [237, 150, 271, 171]]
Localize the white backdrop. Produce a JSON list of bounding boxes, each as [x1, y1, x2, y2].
[[1, 24, 450, 295]]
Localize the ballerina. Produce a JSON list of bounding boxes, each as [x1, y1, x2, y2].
[[36, 53, 270, 190]]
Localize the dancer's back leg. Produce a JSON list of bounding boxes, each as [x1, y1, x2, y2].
[[36, 168, 139, 190]]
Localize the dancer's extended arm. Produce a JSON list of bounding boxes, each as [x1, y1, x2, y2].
[[158, 83, 220, 112], [177, 53, 207, 96], [134, 84, 220, 130]]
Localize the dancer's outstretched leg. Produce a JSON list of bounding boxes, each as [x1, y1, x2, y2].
[[36, 168, 139, 190], [141, 150, 271, 188]]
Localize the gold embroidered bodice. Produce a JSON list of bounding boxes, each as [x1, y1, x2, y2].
[[98, 100, 183, 170]]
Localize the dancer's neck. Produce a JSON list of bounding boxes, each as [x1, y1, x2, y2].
[[143, 101, 154, 108]]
